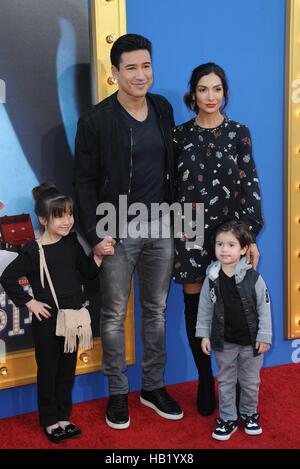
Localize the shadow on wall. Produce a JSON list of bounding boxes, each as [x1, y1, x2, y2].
[[0, 0, 91, 195]]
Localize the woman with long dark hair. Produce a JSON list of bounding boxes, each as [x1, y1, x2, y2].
[[173, 63, 264, 416]]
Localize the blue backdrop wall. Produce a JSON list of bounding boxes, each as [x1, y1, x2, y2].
[[1, 0, 297, 420]]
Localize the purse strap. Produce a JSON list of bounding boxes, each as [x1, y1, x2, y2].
[[36, 240, 60, 310]]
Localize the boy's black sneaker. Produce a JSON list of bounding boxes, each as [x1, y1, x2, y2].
[[43, 426, 66, 444], [140, 387, 183, 420], [105, 394, 130, 430], [212, 418, 238, 441], [240, 413, 262, 435], [64, 423, 81, 438]]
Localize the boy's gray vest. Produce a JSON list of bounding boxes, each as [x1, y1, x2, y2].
[[209, 269, 260, 356]]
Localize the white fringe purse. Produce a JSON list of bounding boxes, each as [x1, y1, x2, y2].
[[37, 241, 93, 353]]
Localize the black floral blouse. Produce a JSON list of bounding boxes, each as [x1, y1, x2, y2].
[[173, 117, 263, 284]]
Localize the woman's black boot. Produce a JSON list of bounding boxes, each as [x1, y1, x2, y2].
[[184, 292, 216, 416]]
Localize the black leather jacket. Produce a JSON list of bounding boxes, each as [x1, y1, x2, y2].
[[196, 259, 272, 356], [73, 92, 175, 246], [209, 270, 260, 355]]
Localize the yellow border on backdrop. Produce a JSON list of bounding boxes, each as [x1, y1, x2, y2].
[[90, 0, 127, 103], [285, 0, 300, 338], [0, 0, 135, 390]]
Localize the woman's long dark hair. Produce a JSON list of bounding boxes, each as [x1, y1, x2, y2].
[[184, 62, 229, 115]]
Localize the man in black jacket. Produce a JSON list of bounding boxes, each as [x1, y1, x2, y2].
[[73, 34, 183, 429]]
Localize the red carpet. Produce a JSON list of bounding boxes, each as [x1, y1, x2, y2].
[[0, 363, 299, 449]]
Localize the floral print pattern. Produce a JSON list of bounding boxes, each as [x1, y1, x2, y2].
[[173, 118, 263, 284]]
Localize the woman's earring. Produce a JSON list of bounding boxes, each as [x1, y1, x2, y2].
[[191, 95, 195, 110]]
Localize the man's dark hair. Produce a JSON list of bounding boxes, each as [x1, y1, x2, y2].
[[184, 62, 229, 115], [110, 33, 152, 69], [213, 220, 253, 249]]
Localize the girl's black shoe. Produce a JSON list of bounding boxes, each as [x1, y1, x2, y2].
[[64, 423, 81, 438], [44, 426, 66, 443]]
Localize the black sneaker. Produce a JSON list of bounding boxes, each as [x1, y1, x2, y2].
[[240, 413, 262, 435], [105, 394, 130, 430], [43, 426, 66, 444], [140, 387, 183, 420], [64, 423, 81, 438], [212, 418, 238, 441]]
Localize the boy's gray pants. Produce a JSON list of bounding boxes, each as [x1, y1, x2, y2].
[[215, 342, 263, 421]]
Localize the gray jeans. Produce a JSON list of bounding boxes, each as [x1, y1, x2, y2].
[[99, 229, 174, 395], [215, 342, 263, 421]]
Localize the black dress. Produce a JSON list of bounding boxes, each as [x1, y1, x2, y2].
[[0, 232, 100, 426], [173, 117, 263, 284]]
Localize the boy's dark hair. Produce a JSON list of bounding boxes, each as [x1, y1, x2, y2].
[[184, 62, 229, 115], [213, 220, 253, 249], [110, 33, 152, 69], [32, 182, 74, 223]]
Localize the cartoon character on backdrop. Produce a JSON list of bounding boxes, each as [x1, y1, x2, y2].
[[0, 1, 99, 361], [0, 0, 91, 202]]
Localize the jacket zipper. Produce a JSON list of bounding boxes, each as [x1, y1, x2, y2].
[[128, 127, 133, 196], [102, 176, 108, 192], [159, 115, 171, 184]]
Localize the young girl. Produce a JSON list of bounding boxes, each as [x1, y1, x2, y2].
[[196, 220, 272, 441], [0, 183, 114, 443]]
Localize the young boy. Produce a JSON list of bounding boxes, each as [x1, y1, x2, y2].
[[196, 220, 272, 441]]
